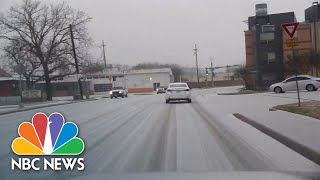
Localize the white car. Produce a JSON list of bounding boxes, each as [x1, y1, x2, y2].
[[165, 83, 191, 103], [110, 86, 128, 98], [270, 75, 320, 93], [156, 86, 167, 94]]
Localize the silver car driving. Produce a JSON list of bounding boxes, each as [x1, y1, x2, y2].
[[165, 83, 191, 103]]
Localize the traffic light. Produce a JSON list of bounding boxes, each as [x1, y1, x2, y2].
[[205, 69, 209, 76]]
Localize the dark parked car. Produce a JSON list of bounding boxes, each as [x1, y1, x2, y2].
[[156, 86, 167, 94]]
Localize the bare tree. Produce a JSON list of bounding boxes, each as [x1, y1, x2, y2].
[[285, 52, 313, 76], [82, 62, 105, 74], [233, 65, 249, 88], [0, 0, 92, 100], [2, 40, 41, 89]]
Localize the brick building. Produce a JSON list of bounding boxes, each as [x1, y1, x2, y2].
[[245, 3, 320, 89]]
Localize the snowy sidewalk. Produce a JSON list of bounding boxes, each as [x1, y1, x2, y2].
[[0, 100, 71, 114], [0, 95, 102, 115], [195, 87, 320, 154]]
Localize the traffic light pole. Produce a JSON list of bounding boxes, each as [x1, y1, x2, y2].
[[205, 67, 209, 88], [210, 57, 214, 87]]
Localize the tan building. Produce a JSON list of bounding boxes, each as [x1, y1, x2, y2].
[[245, 18, 320, 89], [282, 23, 313, 76], [244, 3, 320, 89], [282, 22, 320, 78], [244, 31, 256, 88]]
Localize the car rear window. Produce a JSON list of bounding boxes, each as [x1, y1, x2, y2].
[[112, 87, 124, 90], [169, 84, 187, 88]]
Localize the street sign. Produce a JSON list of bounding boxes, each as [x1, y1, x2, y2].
[[282, 22, 301, 107], [286, 38, 299, 47], [281, 22, 299, 39]]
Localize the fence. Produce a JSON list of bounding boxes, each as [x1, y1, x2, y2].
[[0, 96, 21, 105]]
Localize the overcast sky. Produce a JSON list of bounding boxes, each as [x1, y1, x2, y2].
[[0, 0, 317, 68]]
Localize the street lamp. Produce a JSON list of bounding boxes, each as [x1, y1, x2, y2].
[[149, 77, 153, 91]]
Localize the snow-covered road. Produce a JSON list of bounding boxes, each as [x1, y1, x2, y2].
[[0, 88, 319, 179]]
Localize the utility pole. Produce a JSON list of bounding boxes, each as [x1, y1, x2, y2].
[[18, 47, 24, 108], [69, 24, 83, 100], [314, 2, 319, 77], [226, 65, 230, 80], [102, 41, 107, 68], [193, 44, 199, 83], [210, 57, 214, 87]]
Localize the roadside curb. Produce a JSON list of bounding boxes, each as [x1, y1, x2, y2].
[[133, 93, 154, 95], [217, 91, 267, 96], [0, 105, 19, 109], [258, 93, 315, 101], [0, 98, 97, 116], [233, 113, 320, 166]]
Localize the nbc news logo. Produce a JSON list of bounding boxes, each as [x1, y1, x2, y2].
[[11, 112, 85, 171]]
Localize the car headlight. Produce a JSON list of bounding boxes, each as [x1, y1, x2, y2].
[[109, 91, 112, 95]]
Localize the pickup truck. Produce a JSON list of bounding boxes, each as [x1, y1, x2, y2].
[[109, 87, 128, 99]]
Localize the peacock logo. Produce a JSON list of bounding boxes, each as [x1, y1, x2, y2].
[[12, 112, 84, 155]]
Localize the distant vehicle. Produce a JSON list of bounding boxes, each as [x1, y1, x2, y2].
[[270, 75, 320, 93], [165, 83, 191, 103], [156, 86, 167, 94], [110, 87, 128, 98]]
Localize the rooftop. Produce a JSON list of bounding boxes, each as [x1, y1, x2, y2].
[[87, 68, 173, 76], [0, 68, 12, 77]]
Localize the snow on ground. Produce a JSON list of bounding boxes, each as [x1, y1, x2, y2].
[[195, 88, 320, 152], [0, 86, 319, 180]]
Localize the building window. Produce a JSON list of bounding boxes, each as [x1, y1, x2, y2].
[[267, 52, 276, 63], [262, 25, 275, 32], [94, 84, 112, 92], [260, 32, 274, 41], [56, 85, 68, 91]]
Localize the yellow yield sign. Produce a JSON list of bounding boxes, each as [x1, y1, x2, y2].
[[286, 39, 299, 48]]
